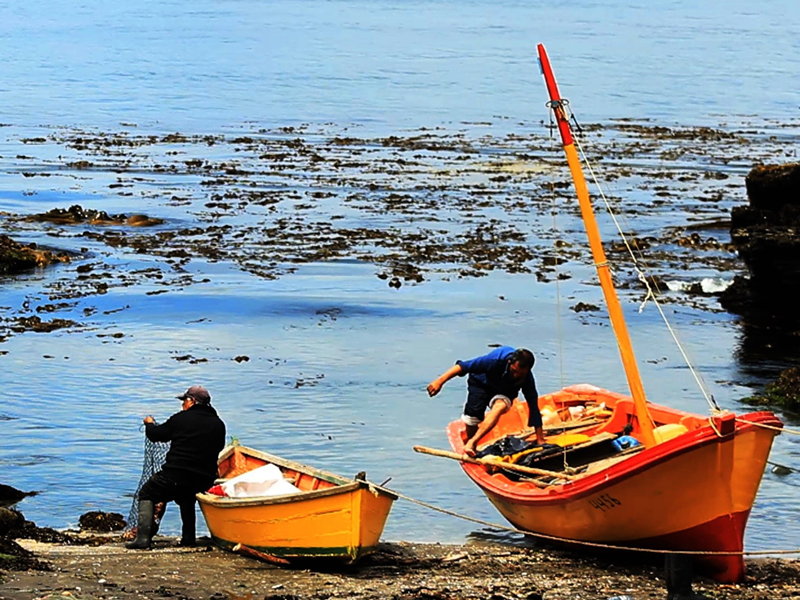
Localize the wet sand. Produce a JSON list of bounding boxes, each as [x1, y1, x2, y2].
[[2, 536, 800, 600]]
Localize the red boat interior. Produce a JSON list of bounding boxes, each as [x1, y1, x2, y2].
[[451, 385, 748, 484]]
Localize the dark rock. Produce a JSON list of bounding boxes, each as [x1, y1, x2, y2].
[[0, 536, 50, 571], [27, 204, 164, 227], [78, 511, 126, 532], [744, 162, 800, 212], [0, 507, 25, 535], [0, 235, 71, 275], [724, 163, 800, 363], [0, 484, 38, 508], [572, 302, 600, 313], [730, 163, 800, 284], [6, 518, 72, 544], [746, 367, 800, 411], [8, 316, 77, 334]]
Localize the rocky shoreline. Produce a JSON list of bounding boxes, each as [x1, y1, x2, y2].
[[3, 130, 799, 402], [1, 506, 799, 600], [2, 535, 800, 600]]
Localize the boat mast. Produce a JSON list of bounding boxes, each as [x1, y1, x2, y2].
[[537, 44, 657, 448]]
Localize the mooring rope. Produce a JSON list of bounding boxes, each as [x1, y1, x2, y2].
[[367, 480, 800, 557], [768, 460, 800, 474], [707, 414, 724, 438], [736, 417, 800, 437]]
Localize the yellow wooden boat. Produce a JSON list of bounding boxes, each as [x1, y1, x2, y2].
[[196, 444, 396, 562]]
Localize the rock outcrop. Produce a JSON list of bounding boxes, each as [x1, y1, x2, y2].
[[721, 163, 800, 402], [0, 235, 71, 275], [721, 163, 800, 333]]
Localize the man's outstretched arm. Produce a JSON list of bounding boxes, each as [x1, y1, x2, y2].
[[427, 364, 464, 397]]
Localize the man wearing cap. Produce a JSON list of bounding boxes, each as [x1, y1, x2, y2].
[[126, 385, 226, 550]]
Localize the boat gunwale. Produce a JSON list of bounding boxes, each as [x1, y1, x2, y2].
[[196, 480, 370, 508], [216, 444, 351, 485], [197, 445, 398, 507]]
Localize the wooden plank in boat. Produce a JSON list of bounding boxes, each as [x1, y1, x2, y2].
[[481, 419, 605, 454], [516, 431, 619, 469], [564, 431, 617, 450], [581, 444, 645, 475]]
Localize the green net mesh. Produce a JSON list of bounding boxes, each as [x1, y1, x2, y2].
[[125, 431, 169, 533]]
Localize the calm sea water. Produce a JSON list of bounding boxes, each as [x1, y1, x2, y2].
[[1, 0, 800, 554]]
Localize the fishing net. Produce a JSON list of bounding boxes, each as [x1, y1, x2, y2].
[[123, 429, 169, 538]]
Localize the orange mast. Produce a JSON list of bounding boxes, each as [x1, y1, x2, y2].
[[537, 44, 656, 447]]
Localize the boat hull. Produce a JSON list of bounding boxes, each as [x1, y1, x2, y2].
[[197, 445, 396, 562], [447, 385, 782, 582]]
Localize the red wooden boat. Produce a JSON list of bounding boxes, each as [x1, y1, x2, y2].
[[444, 45, 783, 583]]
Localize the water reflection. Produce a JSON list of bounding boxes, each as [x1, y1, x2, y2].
[[0, 455, 62, 467], [736, 322, 800, 382]]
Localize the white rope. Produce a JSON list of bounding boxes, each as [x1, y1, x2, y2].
[[737, 417, 800, 436], [563, 123, 719, 414], [369, 479, 800, 557]]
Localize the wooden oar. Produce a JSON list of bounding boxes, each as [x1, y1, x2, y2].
[[233, 543, 291, 566], [576, 443, 646, 475], [547, 418, 603, 433], [413, 445, 578, 482]]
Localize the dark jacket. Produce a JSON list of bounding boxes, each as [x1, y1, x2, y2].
[[145, 403, 226, 484]]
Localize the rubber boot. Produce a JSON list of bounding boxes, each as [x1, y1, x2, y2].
[[125, 500, 154, 550], [178, 499, 196, 547], [666, 554, 708, 600]]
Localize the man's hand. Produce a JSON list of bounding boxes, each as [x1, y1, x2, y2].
[[426, 380, 443, 397], [143, 416, 155, 425], [427, 364, 464, 397], [463, 440, 477, 458]]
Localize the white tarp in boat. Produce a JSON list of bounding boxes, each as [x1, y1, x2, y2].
[[221, 463, 301, 498]]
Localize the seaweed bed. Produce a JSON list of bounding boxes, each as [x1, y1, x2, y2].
[[4, 119, 795, 343]]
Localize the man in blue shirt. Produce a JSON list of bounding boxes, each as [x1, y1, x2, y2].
[[427, 346, 545, 456]]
